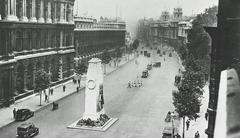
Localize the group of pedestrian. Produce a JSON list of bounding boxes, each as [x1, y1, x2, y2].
[[185, 118, 201, 138], [127, 80, 143, 88], [73, 78, 81, 86]]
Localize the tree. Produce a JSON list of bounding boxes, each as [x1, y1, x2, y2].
[[101, 50, 111, 74], [173, 82, 202, 138], [187, 20, 211, 60], [35, 69, 50, 106], [132, 39, 140, 50], [75, 63, 87, 87]]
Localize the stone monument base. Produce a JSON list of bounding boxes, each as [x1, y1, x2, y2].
[[67, 117, 118, 132]]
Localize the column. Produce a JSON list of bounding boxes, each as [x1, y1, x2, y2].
[[59, 2, 65, 23], [38, 0, 44, 23], [4, 0, 18, 21], [20, 0, 28, 22], [32, 63, 36, 89], [29, 0, 37, 22], [46, 1, 52, 23], [23, 66, 28, 90], [53, 2, 57, 23], [59, 57, 63, 80], [68, 4, 73, 24]]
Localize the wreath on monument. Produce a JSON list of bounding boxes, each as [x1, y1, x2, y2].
[[77, 114, 110, 127]]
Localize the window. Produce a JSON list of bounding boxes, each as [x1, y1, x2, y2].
[[16, 31, 23, 52]]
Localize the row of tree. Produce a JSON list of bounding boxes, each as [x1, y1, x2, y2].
[[172, 6, 217, 138]]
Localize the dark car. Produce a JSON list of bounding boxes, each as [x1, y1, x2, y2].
[[141, 70, 149, 78], [174, 75, 181, 86], [15, 109, 34, 121], [17, 123, 39, 138], [153, 62, 161, 67], [147, 64, 152, 70]]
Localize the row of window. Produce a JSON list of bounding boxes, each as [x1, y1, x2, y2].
[[0, 29, 73, 55]]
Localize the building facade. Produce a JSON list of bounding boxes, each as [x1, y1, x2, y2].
[[74, 16, 126, 66], [149, 7, 192, 48], [0, 0, 75, 107]]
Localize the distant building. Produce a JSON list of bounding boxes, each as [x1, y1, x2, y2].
[[74, 16, 126, 65], [149, 7, 192, 48], [0, 0, 75, 107], [178, 20, 192, 44]]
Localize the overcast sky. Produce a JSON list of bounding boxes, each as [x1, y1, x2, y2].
[[74, 0, 218, 36]]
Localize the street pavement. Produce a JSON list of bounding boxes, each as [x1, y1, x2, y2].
[[0, 47, 193, 138]]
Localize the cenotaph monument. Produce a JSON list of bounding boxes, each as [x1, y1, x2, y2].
[[68, 58, 118, 131]]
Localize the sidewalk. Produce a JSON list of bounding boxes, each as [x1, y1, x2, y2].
[[178, 84, 209, 138], [0, 54, 136, 129]]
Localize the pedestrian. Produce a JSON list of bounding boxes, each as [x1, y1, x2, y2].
[[13, 108, 16, 118], [78, 79, 80, 86], [205, 112, 208, 121], [63, 85, 66, 92], [44, 93, 48, 102], [195, 131, 200, 138], [175, 133, 181, 138], [51, 89, 53, 95], [48, 88, 51, 96], [164, 58, 165, 61], [128, 81, 131, 88], [76, 86, 79, 92], [186, 119, 190, 130]]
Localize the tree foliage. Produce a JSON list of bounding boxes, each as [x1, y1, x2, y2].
[[187, 20, 211, 60], [75, 63, 87, 75], [116, 48, 122, 59], [132, 39, 140, 50], [35, 69, 50, 92], [173, 83, 201, 118], [197, 6, 218, 27], [101, 50, 111, 64]]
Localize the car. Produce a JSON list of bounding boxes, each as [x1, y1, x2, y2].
[[15, 109, 34, 121], [147, 64, 152, 70], [141, 70, 149, 78], [174, 75, 181, 86], [153, 62, 161, 67], [17, 123, 39, 138]]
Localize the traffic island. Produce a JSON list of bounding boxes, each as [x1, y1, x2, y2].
[[68, 58, 118, 132], [67, 115, 118, 131]]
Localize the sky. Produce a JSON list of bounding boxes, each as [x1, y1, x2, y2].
[[74, 0, 218, 37]]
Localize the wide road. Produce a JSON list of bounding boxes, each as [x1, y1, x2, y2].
[[0, 46, 181, 138]]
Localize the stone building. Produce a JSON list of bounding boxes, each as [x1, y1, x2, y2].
[[0, 0, 75, 107], [149, 7, 192, 48], [74, 16, 126, 66]]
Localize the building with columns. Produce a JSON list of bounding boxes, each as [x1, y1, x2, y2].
[[0, 0, 75, 107], [74, 16, 126, 66]]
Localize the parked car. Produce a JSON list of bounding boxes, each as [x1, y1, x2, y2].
[[147, 64, 152, 70], [16, 123, 39, 138], [15, 109, 34, 121], [174, 75, 181, 86], [141, 70, 149, 78], [153, 62, 161, 67]]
